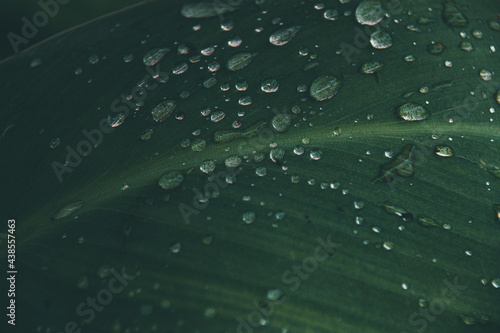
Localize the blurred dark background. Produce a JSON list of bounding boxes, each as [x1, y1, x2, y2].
[[0, 0, 144, 61]]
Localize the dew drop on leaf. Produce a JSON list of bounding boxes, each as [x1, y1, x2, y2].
[[310, 75, 341, 101], [143, 48, 169, 66], [355, 0, 384, 26], [158, 171, 184, 190], [269, 26, 301, 46], [397, 103, 429, 121]]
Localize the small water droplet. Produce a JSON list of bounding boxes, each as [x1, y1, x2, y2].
[[310, 149, 323, 160]]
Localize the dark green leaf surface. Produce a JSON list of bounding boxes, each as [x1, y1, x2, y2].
[[1, 0, 499, 332]]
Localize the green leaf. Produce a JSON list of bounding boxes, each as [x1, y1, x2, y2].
[[1, 0, 499, 332]]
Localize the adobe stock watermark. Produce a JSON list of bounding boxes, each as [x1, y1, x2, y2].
[[178, 166, 243, 224], [384, 79, 500, 192], [339, 0, 403, 63], [236, 235, 339, 333], [7, 0, 72, 54], [179, 106, 297, 224], [401, 277, 467, 333], [58, 267, 136, 333], [51, 64, 168, 183]]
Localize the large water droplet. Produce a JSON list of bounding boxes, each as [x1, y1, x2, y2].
[[227, 52, 255, 71], [355, 0, 384, 26], [158, 171, 184, 190], [310, 75, 341, 101], [269, 26, 301, 46], [397, 102, 429, 121], [143, 48, 169, 66]]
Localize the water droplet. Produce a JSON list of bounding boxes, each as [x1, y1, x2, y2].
[[406, 24, 421, 32], [152, 100, 176, 122], [383, 241, 394, 250], [370, 30, 393, 49], [293, 146, 304, 155], [143, 48, 169, 66], [181, 2, 234, 18], [210, 110, 226, 122], [204, 307, 216, 319], [238, 96, 253, 106], [418, 216, 440, 227], [76, 276, 89, 289], [191, 139, 207, 152], [200, 160, 216, 173], [355, 0, 384, 26], [354, 201, 364, 209], [310, 149, 323, 160], [275, 211, 285, 220], [398, 102, 430, 121], [472, 29, 484, 39], [227, 52, 255, 71], [382, 201, 411, 218], [88, 54, 99, 65], [373, 145, 416, 182], [360, 60, 384, 74], [30, 58, 42, 68], [442, 1, 468, 27], [269, 26, 301, 46], [266, 288, 283, 301], [242, 211, 256, 224], [158, 171, 184, 190], [310, 75, 341, 101], [261, 78, 279, 93], [434, 145, 454, 157], [49, 137, 60, 149], [404, 54, 416, 62], [225, 155, 242, 168], [170, 242, 181, 253], [228, 36, 242, 47], [459, 41, 474, 52], [108, 113, 125, 128], [479, 69, 493, 82], [207, 61, 220, 73], [324, 9, 339, 20], [270, 148, 285, 163], [141, 128, 154, 141], [256, 166, 267, 176], [203, 77, 217, 88], [427, 42, 445, 55], [493, 204, 500, 222], [271, 114, 291, 132], [123, 54, 134, 63], [489, 20, 500, 31], [172, 62, 189, 75]]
